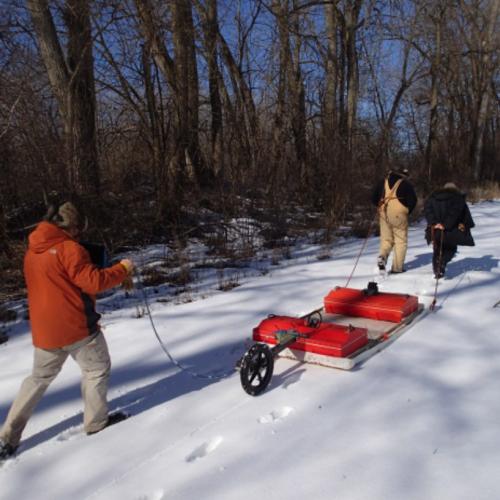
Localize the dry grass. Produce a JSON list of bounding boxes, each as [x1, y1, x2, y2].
[[468, 181, 500, 203], [217, 269, 241, 291], [141, 268, 170, 287], [0, 306, 17, 322], [0, 241, 26, 302]]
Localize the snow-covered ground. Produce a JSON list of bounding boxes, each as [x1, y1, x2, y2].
[[1, 200, 500, 500]]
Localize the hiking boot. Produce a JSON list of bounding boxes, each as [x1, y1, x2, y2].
[[433, 264, 445, 279], [86, 411, 129, 435], [389, 268, 406, 274], [377, 255, 386, 271], [0, 439, 17, 460]]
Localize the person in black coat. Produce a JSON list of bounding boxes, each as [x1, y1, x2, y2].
[[424, 182, 475, 278]]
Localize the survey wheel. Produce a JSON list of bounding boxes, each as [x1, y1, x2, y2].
[[239, 344, 274, 396]]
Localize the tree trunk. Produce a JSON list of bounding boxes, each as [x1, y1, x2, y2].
[[64, 0, 99, 195], [27, 0, 100, 196], [272, 0, 292, 196], [425, 10, 442, 183], [171, 0, 206, 186], [142, 42, 164, 191], [201, 0, 224, 178], [471, 0, 500, 180], [344, 0, 362, 153], [290, 1, 307, 182], [324, 1, 339, 134]]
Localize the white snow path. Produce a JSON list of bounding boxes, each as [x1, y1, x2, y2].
[[1, 201, 500, 500]]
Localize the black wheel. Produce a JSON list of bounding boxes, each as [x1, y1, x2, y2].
[[239, 344, 274, 396]]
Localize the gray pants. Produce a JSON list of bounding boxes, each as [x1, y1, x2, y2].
[[0, 332, 111, 447]]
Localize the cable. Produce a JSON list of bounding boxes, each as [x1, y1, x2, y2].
[[344, 211, 378, 288], [133, 269, 236, 381]]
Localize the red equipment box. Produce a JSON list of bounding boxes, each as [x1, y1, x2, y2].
[[252, 316, 368, 358], [324, 287, 418, 323]]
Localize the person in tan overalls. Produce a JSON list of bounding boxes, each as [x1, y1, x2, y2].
[[371, 168, 417, 273]]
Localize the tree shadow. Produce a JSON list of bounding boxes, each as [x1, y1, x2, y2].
[[445, 255, 499, 279], [16, 368, 221, 454], [5, 339, 243, 455], [404, 252, 433, 271], [404, 252, 499, 280]]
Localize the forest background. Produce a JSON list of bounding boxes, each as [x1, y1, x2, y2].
[[0, 0, 499, 305]]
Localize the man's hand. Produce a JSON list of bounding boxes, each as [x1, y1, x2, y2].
[[120, 259, 134, 275], [433, 223, 445, 230], [120, 259, 135, 291], [458, 223, 465, 232]]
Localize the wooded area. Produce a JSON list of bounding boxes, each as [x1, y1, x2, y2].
[[1, 0, 499, 256]]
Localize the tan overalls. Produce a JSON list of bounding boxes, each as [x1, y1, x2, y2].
[[378, 178, 409, 273]]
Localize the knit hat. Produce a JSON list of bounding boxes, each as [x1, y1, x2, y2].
[[45, 202, 88, 232], [443, 182, 458, 190]]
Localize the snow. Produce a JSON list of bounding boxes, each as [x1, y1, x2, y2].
[[1, 200, 500, 500]]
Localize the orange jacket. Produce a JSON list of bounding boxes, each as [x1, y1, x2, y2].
[[24, 222, 128, 349]]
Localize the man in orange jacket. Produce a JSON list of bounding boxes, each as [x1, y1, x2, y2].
[[0, 202, 134, 459]]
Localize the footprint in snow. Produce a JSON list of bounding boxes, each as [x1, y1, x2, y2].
[[186, 436, 223, 463], [258, 406, 294, 424], [135, 491, 165, 500], [56, 425, 83, 442]]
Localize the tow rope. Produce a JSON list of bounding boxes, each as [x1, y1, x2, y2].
[[132, 269, 236, 381], [344, 210, 379, 288]]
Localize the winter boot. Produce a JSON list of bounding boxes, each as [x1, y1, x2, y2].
[[389, 268, 406, 274], [434, 266, 445, 279], [0, 439, 17, 460], [433, 261, 445, 279], [377, 255, 387, 271], [86, 411, 129, 435]]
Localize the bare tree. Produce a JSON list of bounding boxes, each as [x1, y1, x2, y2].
[[465, 0, 500, 180], [27, 0, 100, 196], [194, 0, 260, 189], [324, 0, 340, 135], [201, 0, 224, 177], [364, 3, 425, 168], [134, 0, 210, 220], [343, 0, 363, 152]]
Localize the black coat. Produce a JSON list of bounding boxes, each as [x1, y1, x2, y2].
[[371, 172, 417, 213], [424, 188, 475, 246]]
